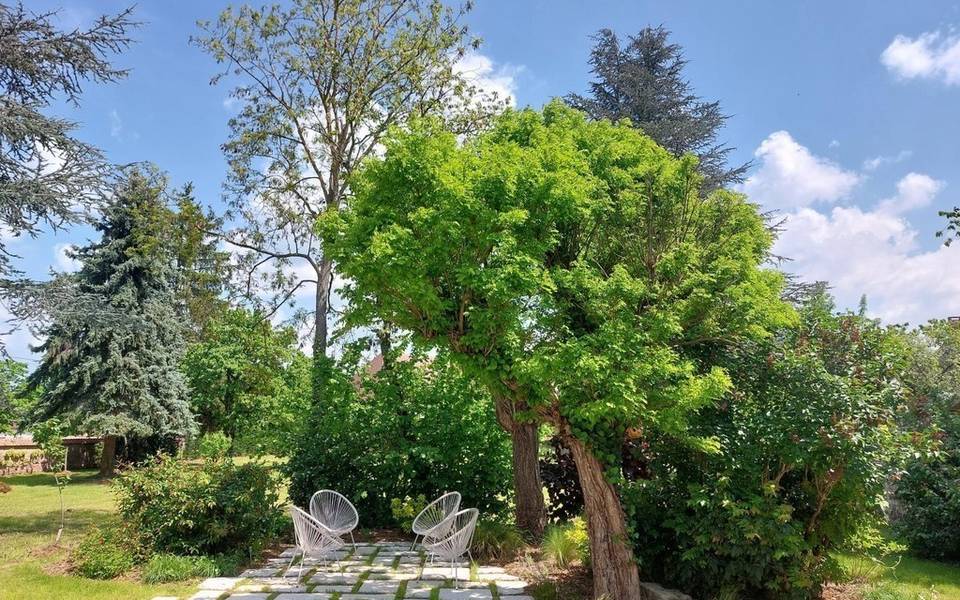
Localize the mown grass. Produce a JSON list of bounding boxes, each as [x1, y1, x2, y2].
[[838, 553, 960, 599], [0, 470, 196, 600]]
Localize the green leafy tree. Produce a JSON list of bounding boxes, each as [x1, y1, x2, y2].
[[193, 0, 499, 400], [181, 307, 307, 454], [27, 169, 194, 476], [170, 185, 230, 339], [566, 26, 746, 189], [0, 3, 137, 341], [323, 102, 792, 598], [894, 320, 960, 560], [0, 358, 34, 432]]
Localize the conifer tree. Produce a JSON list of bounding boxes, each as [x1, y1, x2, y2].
[[28, 169, 194, 476], [567, 26, 746, 190]]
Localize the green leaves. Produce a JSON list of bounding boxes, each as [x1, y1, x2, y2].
[[329, 102, 791, 469]]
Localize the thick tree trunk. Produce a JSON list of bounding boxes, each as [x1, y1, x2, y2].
[[565, 434, 645, 600], [494, 394, 546, 538], [312, 257, 335, 404], [99, 435, 117, 478]]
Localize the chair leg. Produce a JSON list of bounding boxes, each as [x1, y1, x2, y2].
[[453, 559, 458, 589], [349, 530, 356, 551], [410, 534, 419, 551], [286, 547, 298, 572], [297, 552, 305, 581]]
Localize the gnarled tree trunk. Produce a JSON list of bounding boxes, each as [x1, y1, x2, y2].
[[494, 393, 546, 538], [99, 435, 117, 478], [565, 433, 645, 600]]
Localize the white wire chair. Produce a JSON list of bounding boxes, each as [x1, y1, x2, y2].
[[421, 508, 479, 589], [309, 489, 359, 548], [411, 491, 461, 550], [289, 506, 344, 579]]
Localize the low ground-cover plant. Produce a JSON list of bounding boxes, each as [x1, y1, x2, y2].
[[541, 517, 589, 568], [72, 524, 141, 579], [142, 554, 219, 583], [113, 454, 284, 558], [472, 520, 526, 562]]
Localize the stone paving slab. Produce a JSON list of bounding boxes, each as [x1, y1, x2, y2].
[[161, 541, 530, 600]]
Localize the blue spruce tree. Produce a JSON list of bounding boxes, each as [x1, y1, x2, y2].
[[29, 169, 195, 475]]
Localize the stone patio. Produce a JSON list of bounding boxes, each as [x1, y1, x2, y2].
[[156, 541, 533, 600]]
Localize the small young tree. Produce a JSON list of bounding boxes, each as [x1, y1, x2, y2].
[[32, 419, 69, 542], [27, 169, 195, 476], [324, 102, 791, 598], [567, 26, 746, 189]]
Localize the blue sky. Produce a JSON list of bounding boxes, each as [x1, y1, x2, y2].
[[7, 0, 960, 361]]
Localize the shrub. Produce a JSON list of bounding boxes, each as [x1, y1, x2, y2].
[[624, 304, 903, 600], [471, 520, 525, 561], [893, 434, 960, 560], [142, 554, 219, 583], [113, 454, 283, 557], [893, 320, 960, 561], [286, 353, 512, 526], [72, 525, 139, 579], [540, 437, 583, 521], [391, 494, 428, 531], [195, 431, 232, 460]]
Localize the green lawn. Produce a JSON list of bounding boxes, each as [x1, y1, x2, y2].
[[0, 470, 196, 600], [839, 553, 960, 600]]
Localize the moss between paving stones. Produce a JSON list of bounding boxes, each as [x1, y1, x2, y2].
[[394, 580, 408, 600], [351, 570, 370, 593], [489, 582, 500, 599]]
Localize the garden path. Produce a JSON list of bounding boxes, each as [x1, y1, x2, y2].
[[154, 541, 533, 600]]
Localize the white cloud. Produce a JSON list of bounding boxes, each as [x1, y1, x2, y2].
[[53, 243, 81, 272], [741, 131, 959, 324], [453, 52, 522, 107], [881, 29, 960, 85], [775, 204, 960, 325], [876, 172, 944, 215], [863, 149, 912, 171], [222, 96, 240, 112], [739, 131, 861, 209], [108, 109, 139, 141], [109, 109, 123, 138], [828, 139, 840, 148]]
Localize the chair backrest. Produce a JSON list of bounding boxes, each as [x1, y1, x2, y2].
[[424, 508, 479, 559], [291, 505, 343, 555], [413, 491, 462, 536], [310, 489, 359, 531]]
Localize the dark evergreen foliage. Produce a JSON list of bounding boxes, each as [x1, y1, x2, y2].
[[27, 170, 194, 443], [0, 2, 136, 275], [567, 26, 746, 189]]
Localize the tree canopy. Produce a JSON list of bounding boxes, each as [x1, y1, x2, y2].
[[323, 101, 793, 598], [193, 0, 497, 381], [567, 26, 746, 189]]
